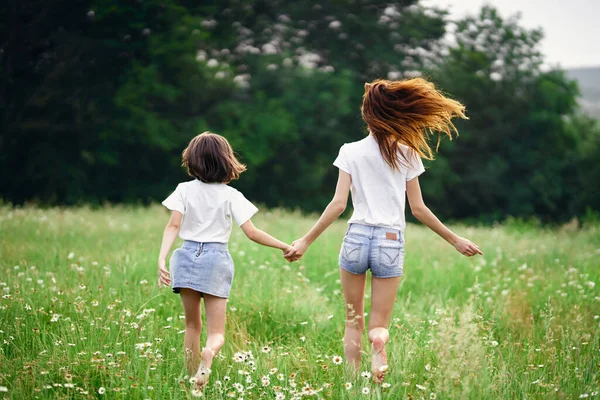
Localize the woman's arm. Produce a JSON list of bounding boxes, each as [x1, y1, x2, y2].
[[406, 177, 482, 256], [157, 211, 183, 287], [286, 170, 351, 259], [240, 219, 293, 253]]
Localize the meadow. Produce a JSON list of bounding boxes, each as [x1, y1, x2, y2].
[[0, 205, 598, 399]]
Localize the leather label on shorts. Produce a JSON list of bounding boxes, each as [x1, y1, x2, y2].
[[385, 232, 398, 240]]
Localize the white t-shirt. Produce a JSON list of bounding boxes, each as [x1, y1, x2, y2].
[[333, 135, 425, 231], [162, 180, 258, 243]]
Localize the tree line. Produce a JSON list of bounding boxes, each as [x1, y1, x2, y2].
[[1, 0, 598, 222]]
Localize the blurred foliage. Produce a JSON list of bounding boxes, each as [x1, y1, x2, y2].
[[1, 1, 598, 221]]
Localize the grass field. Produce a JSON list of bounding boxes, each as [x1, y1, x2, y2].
[[0, 205, 599, 399]]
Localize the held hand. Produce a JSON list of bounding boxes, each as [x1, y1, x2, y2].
[[454, 237, 483, 257], [284, 238, 309, 262], [157, 259, 171, 288], [282, 245, 298, 263]]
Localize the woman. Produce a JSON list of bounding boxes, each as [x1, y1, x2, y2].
[[285, 78, 483, 384]]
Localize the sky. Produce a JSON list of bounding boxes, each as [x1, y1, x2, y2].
[[421, 0, 600, 69]]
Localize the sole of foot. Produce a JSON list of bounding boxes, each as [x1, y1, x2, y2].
[[194, 348, 214, 389], [371, 336, 388, 384]]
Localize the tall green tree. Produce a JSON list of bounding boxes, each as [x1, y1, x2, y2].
[[426, 6, 581, 221]]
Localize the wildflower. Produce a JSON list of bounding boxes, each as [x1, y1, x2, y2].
[[491, 340, 499, 347], [233, 383, 244, 392], [189, 377, 197, 384], [261, 375, 270, 386], [416, 384, 426, 390], [382, 382, 391, 389], [191, 389, 203, 397], [362, 387, 370, 395], [262, 346, 271, 353], [98, 387, 106, 394], [233, 352, 245, 363], [425, 363, 431, 371], [0, 387, 7, 392], [345, 382, 353, 390], [277, 373, 285, 381], [332, 355, 343, 365], [361, 371, 372, 379], [276, 393, 285, 400], [270, 367, 278, 374], [64, 383, 74, 389], [430, 393, 437, 399]]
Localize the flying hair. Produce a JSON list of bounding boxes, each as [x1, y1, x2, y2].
[[361, 78, 468, 170]]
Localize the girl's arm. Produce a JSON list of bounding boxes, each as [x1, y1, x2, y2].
[[286, 170, 351, 259], [157, 211, 183, 287], [406, 177, 482, 256], [240, 219, 293, 253]]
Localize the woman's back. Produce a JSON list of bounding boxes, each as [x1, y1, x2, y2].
[[333, 134, 424, 231]]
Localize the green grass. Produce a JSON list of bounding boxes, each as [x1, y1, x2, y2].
[[0, 205, 599, 399]]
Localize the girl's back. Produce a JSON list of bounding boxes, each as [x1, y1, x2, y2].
[[334, 134, 424, 231], [163, 180, 256, 244]]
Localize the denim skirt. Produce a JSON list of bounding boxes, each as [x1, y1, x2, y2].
[[339, 223, 405, 278], [169, 241, 234, 298]]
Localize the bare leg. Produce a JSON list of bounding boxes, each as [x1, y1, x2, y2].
[[339, 267, 367, 375], [180, 289, 203, 375], [195, 293, 227, 388], [368, 276, 401, 384]]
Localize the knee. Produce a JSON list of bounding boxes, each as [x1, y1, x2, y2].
[[345, 305, 365, 331], [185, 318, 202, 333]]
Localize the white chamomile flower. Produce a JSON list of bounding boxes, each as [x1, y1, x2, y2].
[[362, 387, 370, 395], [191, 388, 203, 397], [345, 382, 353, 390], [332, 355, 343, 365]]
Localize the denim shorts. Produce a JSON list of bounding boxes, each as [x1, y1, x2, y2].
[[169, 241, 234, 298], [339, 223, 405, 278]]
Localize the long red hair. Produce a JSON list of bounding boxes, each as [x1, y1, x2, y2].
[[361, 78, 467, 169]]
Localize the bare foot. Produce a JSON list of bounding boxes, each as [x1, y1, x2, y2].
[[371, 336, 388, 384], [194, 348, 215, 389]]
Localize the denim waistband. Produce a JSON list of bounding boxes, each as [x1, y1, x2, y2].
[[346, 223, 404, 240], [181, 241, 228, 252]]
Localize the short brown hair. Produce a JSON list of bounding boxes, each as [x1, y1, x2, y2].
[[362, 78, 467, 170], [182, 132, 247, 183]]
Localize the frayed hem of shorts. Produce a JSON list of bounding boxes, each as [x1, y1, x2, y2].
[[371, 273, 404, 279], [339, 265, 367, 275]]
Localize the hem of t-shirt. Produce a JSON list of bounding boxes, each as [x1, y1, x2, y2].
[[236, 206, 259, 226], [333, 160, 351, 174], [346, 219, 406, 232], [161, 200, 184, 215], [178, 236, 229, 244], [406, 168, 425, 182]]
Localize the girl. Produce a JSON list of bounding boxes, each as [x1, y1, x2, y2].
[[158, 132, 296, 388], [285, 78, 483, 383]]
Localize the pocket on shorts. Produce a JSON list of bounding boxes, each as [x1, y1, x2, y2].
[[378, 244, 403, 269], [341, 237, 363, 264]]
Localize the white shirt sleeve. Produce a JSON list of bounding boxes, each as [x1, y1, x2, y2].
[[231, 190, 258, 226], [406, 152, 425, 181], [162, 184, 186, 214], [333, 145, 350, 174]]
